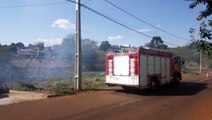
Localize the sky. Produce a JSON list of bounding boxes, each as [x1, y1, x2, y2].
[[0, 0, 205, 47]]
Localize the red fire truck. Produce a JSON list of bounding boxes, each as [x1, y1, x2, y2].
[[105, 47, 182, 90]]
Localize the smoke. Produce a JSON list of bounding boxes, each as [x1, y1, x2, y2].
[[0, 34, 99, 88], [0, 35, 74, 86]]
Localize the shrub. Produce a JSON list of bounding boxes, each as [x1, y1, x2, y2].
[[48, 82, 75, 96], [0, 82, 9, 94], [13, 82, 37, 91]]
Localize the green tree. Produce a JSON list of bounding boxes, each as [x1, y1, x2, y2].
[[95, 50, 106, 71], [111, 45, 120, 52], [10, 43, 17, 53], [82, 39, 98, 71], [145, 36, 168, 49], [36, 42, 44, 51], [99, 41, 111, 52], [0, 45, 13, 63], [189, 0, 212, 57], [16, 42, 25, 49], [54, 34, 75, 60], [53, 34, 99, 71], [10, 42, 25, 53]]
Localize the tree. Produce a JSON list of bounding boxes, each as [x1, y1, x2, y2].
[[55, 34, 75, 60], [0, 45, 13, 63], [145, 36, 168, 49], [82, 39, 98, 71], [10, 43, 17, 53], [16, 42, 25, 49], [53, 34, 99, 71], [189, 0, 212, 57], [95, 50, 106, 71], [111, 45, 120, 52], [36, 42, 44, 51], [99, 41, 111, 52], [10, 42, 25, 53]]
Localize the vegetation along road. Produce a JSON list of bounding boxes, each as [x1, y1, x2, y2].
[[0, 73, 211, 120]]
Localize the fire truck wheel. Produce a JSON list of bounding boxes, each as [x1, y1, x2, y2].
[[174, 76, 180, 85], [122, 86, 138, 91], [174, 74, 180, 85], [151, 80, 158, 91]]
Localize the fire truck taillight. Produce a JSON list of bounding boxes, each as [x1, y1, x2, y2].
[[130, 58, 135, 76], [134, 56, 139, 75], [106, 55, 113, 75], [129, 53, 139, 76]]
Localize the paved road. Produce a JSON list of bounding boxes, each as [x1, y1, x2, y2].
[[0, 75, 211, 120]]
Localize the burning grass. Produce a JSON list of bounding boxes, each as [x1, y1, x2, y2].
[[12, 82, 37, 91], [46, 82, 75, 96], [2, 72, 108, 96], [45, 72, 108, 95], [82, 72, 108, 90]]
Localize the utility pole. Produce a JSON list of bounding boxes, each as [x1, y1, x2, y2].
[[74, 0, 82, 90]]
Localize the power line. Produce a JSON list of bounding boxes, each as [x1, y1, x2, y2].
[[83, 0, 93, 4], [81, 4, 152, 38], [0, 2, 67, 8], [66, 0, 182, 47], [67, 0, 152, 38], [0, 1, 182, 47], [104, 0, 190, 42]]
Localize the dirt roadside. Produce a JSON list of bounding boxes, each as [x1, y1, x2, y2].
[[0, 90, 47, 106], [0, 72, 211, 106]]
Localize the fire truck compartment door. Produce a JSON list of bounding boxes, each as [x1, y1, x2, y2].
[[114, 56, 129, 76]]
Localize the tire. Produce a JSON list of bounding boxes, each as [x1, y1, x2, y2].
[[174, 76, 180, 85], [151, 80, 158, 91], [107, 84, 116, 87], [173, 73, 180, 85], [122, 86, 138, 91]]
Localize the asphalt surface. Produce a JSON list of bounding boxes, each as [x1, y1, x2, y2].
[[0, 74, 211, 120]]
